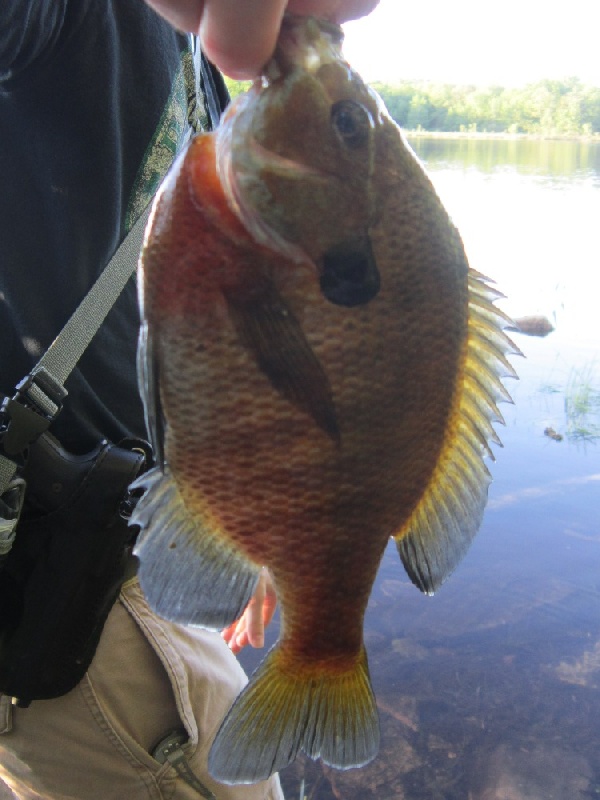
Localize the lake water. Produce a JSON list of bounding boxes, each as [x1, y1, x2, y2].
[[2, 139, 595, 800], [240, 138, 600, 800]]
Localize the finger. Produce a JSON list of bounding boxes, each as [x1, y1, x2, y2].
[[143, 0, 205, 32], [243, 572, 267, 649], [331, 0, 380, 23], [221, 618, 238, 645], [200, 0, 287, 79], [232, 630, 249, 654], [261, 573, 278, 629], [286, 0, 380, 24], [222, 613, 249, 654]]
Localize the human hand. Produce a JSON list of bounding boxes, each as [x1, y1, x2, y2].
[[221, 569, 278, 654], [143, 0, 379, 78]]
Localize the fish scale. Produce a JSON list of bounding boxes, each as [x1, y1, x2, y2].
[[132, 14, 518, 786]]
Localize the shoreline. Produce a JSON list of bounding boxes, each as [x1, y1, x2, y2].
[[404, 130, 600, 143]]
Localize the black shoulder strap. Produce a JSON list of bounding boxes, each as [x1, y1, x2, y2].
[[0, 199, 152, 545], [0, 40, 229, 546]]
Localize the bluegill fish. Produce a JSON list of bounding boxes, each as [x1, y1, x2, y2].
[[132, 16, 518, 785]]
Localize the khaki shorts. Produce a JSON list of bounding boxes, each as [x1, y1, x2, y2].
[[0, 578, 283, 800]]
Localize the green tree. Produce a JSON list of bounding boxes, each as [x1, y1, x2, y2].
[[224, 76, 600, 137]]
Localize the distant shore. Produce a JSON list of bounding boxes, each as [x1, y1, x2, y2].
[[403, 130, 600, 143]]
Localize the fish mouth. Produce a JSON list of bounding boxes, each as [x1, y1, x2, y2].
[[266, 16, 345, 82], [318, 235, 380, 307], [247, 138, 329, 179], [217, 113, 332, 264]]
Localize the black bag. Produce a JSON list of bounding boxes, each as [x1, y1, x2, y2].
[[0, 178, 154, 706], [0, 432, 148, 705], [0, 46, 229, 708]]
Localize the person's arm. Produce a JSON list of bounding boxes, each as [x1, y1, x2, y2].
[[0, 1, 68, 82], [143, 0, 379, 78]]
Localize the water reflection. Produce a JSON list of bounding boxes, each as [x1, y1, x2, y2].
[[239, 138, 600, 800], [411, 137, 600, 185], [408, 138, 600, 359]]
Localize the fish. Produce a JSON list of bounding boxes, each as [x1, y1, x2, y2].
[[131, 15, 519, 785]]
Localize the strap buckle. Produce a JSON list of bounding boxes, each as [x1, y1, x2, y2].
[[15, 367, 68, 419], [0, 367, 67, 457]]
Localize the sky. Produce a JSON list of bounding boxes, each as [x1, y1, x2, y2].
[[342, 0, 600, 87]]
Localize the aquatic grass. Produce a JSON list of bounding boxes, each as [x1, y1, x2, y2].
[[564, 363, 600, 444], [538, 382, 561, 395]]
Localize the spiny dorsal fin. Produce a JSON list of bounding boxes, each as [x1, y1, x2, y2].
[[395, 269, 521, 594]]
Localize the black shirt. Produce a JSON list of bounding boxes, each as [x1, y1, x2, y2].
[[0, 0, 197, 452]]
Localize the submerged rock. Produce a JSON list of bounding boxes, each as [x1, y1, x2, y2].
[[469, 744, 592, 799], [511, 315, 555, 337]]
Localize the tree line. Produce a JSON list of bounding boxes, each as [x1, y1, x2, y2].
[[373, 78, 600, 136], [223, 77, 600, 137]]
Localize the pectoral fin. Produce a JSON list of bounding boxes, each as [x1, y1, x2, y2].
[[225, 280, 339, 441]]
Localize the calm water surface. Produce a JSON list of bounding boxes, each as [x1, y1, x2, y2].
[[240, 138, 600, 800], [0, 144, 596, 800]]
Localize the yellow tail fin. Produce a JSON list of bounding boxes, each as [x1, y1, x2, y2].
[[208, 645, 379, 784]]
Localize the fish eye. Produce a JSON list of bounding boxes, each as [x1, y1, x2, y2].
[[330, 100, 372, 149]]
